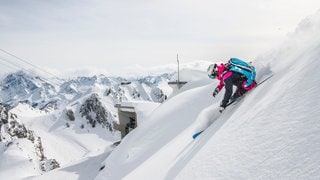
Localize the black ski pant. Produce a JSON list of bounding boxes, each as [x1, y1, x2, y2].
[[221, 72, 246, 108]]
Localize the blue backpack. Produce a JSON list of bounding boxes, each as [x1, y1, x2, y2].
[[227, 58, 256, 87]]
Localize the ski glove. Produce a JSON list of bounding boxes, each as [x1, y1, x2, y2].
[[212, 88, 220, 97], [208, 75, 215, 79]]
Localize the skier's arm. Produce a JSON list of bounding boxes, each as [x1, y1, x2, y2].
[[215, 80, 224, 91]]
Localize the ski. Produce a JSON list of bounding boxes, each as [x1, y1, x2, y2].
[[192, 74, 273, 139], [192, 130, 204, 139]]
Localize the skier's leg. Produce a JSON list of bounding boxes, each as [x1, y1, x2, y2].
[[221, 77, 233, 108], [232, 85, 246, 100]]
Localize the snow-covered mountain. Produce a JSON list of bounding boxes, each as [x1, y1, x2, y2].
[[0, 104, 60, 175], [0, 70, 177, 179], [0, 71, 59, 111], [1, 10, 320, 180], [0, 71, 173, 110]]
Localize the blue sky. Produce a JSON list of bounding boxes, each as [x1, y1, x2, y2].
[[1, 0, 320, 78]]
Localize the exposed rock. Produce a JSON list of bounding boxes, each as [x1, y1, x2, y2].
[[40, 159, 60, 172], [80, 93, 113, 131], [66, 109, 75, 121]]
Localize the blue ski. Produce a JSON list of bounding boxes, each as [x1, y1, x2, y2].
[[192, 130, 204, 139]]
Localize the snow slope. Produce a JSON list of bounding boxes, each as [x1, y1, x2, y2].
[[96, 10, 320, 180], [1, 10, 320, 180]]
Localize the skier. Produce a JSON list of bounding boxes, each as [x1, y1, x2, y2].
[[207, 58, 257, 112]]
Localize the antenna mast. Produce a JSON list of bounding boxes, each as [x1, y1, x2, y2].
[[177, 54, 180, 88]]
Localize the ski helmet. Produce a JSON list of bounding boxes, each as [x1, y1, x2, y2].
[[207, 64, 218, 79]]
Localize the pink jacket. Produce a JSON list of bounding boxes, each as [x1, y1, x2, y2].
[[215, 63, 256, 91], [215, 63, 232, 91]]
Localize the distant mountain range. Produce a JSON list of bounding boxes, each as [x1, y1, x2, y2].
[[0, 70, 173, 110]]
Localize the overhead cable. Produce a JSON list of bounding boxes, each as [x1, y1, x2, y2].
[[0, 49, 62, 86], [0, 48, 62, 80]]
